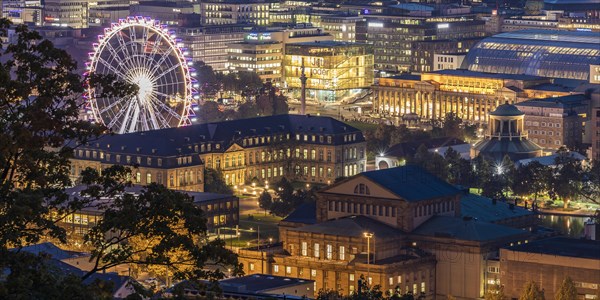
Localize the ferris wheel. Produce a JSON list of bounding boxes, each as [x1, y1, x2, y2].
[[85, 17, 198, 134]]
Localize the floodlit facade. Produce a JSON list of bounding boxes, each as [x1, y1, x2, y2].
[[178, 24, 249, 72], [42, 0, 88, 28], [70, 115, 367, 187], [284, 41, 374, 102], [466, 29, 600, 80], [200, 0, 274, 26], [227, 26, 332, 84], [373, 70, 558, 123]]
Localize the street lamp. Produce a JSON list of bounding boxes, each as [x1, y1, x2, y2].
[[364, 232, 374, 281], [269, 237, 273, 244]]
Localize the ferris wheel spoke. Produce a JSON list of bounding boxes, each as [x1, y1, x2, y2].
[[144, 97, 168, 129], [143, 31, 163, 71], [152, 63, 181, 82], [98, 96, 128, 114], [128, 100, 142, 133], [148, 94, 183, 120], [115, 30, 137, 73], [106, 97, 132, 129], [102, 39, 132, 74], [96, 56, 131, 81], [118, 98, 138, 134], [148, 47, 175, 76]]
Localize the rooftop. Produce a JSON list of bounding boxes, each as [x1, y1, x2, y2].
[[412, 215, 528, 242], [503, 237, 600, 260], [289, 215, 404, 238], [516, 151, 588, 167], [220, 274, 314, 293], [281, 202, 317, 225], [490, 102, 524, 116], [460, 193, 533, 223], [78, 114, 364, 158], [429, 69, 546, 81], [361, 165, 461, 202], [514, 94, 589, 109], [493, 29, 600, 45]]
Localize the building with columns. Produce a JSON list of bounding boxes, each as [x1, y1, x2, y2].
[[373, 69, 574, 124], [238, 165, 532, 299], [69, 114, 367, 189], [472, 102, 543, 161]]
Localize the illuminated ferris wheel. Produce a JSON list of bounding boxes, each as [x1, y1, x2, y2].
[[85, 17, 198, 134]]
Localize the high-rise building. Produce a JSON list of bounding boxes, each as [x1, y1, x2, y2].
[[200, 0, 275, 26], [227, 26, 332, 84], [283, 41, 374, 102], [43, 0, 88, 28], [356, 4, 486, 73], [178, 23, 250, 72]]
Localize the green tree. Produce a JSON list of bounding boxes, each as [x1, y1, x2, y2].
[[512, 161, 551, 204], [79, 167, 242, 281], [549, 148, 584, 208], [520, 280, 545, 300], [198, 100, 226, 123], [555, 277, 577, 300], [258, 190, 272, 215], [442, 112, 463, 139], [485, 284, 507, 300], [204, 168, 234, 194]]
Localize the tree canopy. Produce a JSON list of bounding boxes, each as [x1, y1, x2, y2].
[[0, 20, 240, 298]]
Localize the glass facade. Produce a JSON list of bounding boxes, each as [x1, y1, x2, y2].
[[466, 29, 600, 80], [284, 41, 374, 102]]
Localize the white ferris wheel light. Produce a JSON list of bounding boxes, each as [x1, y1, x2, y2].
[[85, 16, 198, 134]]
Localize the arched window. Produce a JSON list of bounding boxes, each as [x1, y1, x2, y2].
[[353, 183, 371, 195]]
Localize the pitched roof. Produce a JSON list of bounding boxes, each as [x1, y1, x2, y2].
[[514, 94, 588, 109], [412, 215, 528, 242], [78, 114, 364, 159], [289, 215, 404, 238], [361, 165, 461, 202], [281, 202, 317, 225], [460, 193, 533, 223]]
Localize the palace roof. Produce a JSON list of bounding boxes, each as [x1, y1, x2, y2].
[[361, 165, 461, 202]]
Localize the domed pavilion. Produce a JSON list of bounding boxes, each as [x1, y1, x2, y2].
[[471, 102, 543, 161]]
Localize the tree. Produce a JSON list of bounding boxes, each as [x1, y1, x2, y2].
[[555, 277, 577, 300], [204, 168, 234, 194], [442, 112, 463, 139], [549, 148, 584, 208], [79, 167, 242, 281], [520, 280, 545, 300], [485, 284, 507, 300], [258, 190, 272, 215], [512, 161, 551, 204], [580, 160, 600, 205]]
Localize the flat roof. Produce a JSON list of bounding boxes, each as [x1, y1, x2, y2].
[[428, 69, 546, 81], [504, 237, 600, 260], [514, 94, 589, 109]]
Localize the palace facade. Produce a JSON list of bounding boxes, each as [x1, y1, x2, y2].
[[373, 70, 575, 124], [69, 115, 367, 190]]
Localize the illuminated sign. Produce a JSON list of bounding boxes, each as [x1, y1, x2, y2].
[[368, 22, 383, 28], [246, 33, 272, 41], [437, 23, 449, 29]]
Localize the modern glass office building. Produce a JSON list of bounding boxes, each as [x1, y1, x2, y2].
[[466, 29, 600, 80]]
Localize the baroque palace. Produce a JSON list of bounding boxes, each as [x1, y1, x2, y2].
[[69, 114, 367, 191], [373, 69, 567, 124], [238, 165, 537, 299]]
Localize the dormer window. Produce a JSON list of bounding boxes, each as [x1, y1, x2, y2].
[[353, 183, 370, 195]]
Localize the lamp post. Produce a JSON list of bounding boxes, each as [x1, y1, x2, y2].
[[364, 232, 374, 282]]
